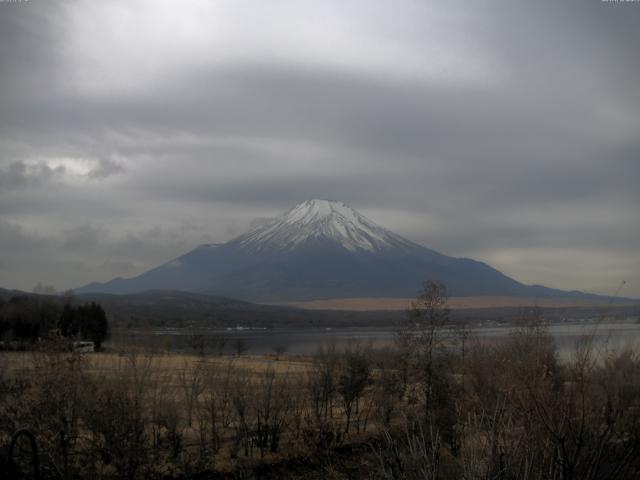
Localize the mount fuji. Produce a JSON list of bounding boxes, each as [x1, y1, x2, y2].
[[77, 199, 600, 302]]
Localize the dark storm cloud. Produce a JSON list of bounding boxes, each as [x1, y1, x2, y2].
[[0, 0, 638, 296]]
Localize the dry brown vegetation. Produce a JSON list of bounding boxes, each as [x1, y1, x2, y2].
[[279, 296, 630, 311], [2, 283, 640, 479]]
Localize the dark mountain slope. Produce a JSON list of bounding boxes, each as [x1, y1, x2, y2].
[[77, 199, 617, 302]]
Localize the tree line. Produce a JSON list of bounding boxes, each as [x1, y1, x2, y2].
[[0, 295, 109, 349]]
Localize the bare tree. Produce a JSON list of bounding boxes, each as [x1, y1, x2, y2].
[[28, 346, 89, 479], [234, 338, 248, 356], [371, 349, 404, 429], [230, 367, 252, 457], [337, 344, 371, 434], [400, 281, 451, 422], [253, 367, 292, 457], [199, 358, 236, 455], [307, 344, 338, 424], [273, 344, 287, 360], [178, 357, 204, 427]]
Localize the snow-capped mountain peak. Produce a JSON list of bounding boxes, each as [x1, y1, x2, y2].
[[77, 199, 598, 302], [235, 199, 412, 252]]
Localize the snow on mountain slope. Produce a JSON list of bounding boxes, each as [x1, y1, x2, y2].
[[234, 199, 415, 252], [76, 199, 614, 303]]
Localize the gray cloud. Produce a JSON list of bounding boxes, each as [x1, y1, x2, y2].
[[87, 156, 127, 179], [0, 0, 638, 296], [0, 219, 44, 251], [62, 224, 103, 250], [0, 161, 66, 190]]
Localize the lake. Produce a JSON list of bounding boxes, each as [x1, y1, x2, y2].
[[118, 319, 640, 360]]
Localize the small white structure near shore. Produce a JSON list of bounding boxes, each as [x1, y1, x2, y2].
[[72, 341, 95, 353]]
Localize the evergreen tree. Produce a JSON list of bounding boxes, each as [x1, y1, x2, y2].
[[58, 303, 79, 337], [87, 302, 109, 350]]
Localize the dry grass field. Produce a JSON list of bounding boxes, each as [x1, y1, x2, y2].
[[0, 344, 391, 478], [1, 350, 314, 383], [279, 296, 631, 311], [3, 297, 640, 479]]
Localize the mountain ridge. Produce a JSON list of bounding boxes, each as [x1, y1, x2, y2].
[[76, 199, 623, 302]]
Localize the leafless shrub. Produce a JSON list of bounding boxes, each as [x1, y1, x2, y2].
[[178, 357, 204, 427], [337, 343, 371, 435], [373, 421, 442, 480], [199, 358, 236, 456], [25, 344, 91, 479], [83, 381, 147, 480], [253, 367, 292, 457], [371, 350, 404, 429], [303, 344, 345, 456], [230, 367, 252, 458]]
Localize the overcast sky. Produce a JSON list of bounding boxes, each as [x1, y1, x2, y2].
[[0, 0, 639, 297]]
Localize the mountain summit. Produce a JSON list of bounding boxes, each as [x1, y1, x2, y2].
[[77, 200, 599, 302], [235, 199, 413, 252]]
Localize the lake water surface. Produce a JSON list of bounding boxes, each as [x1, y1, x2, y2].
[[124, 320, 640, 360]]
